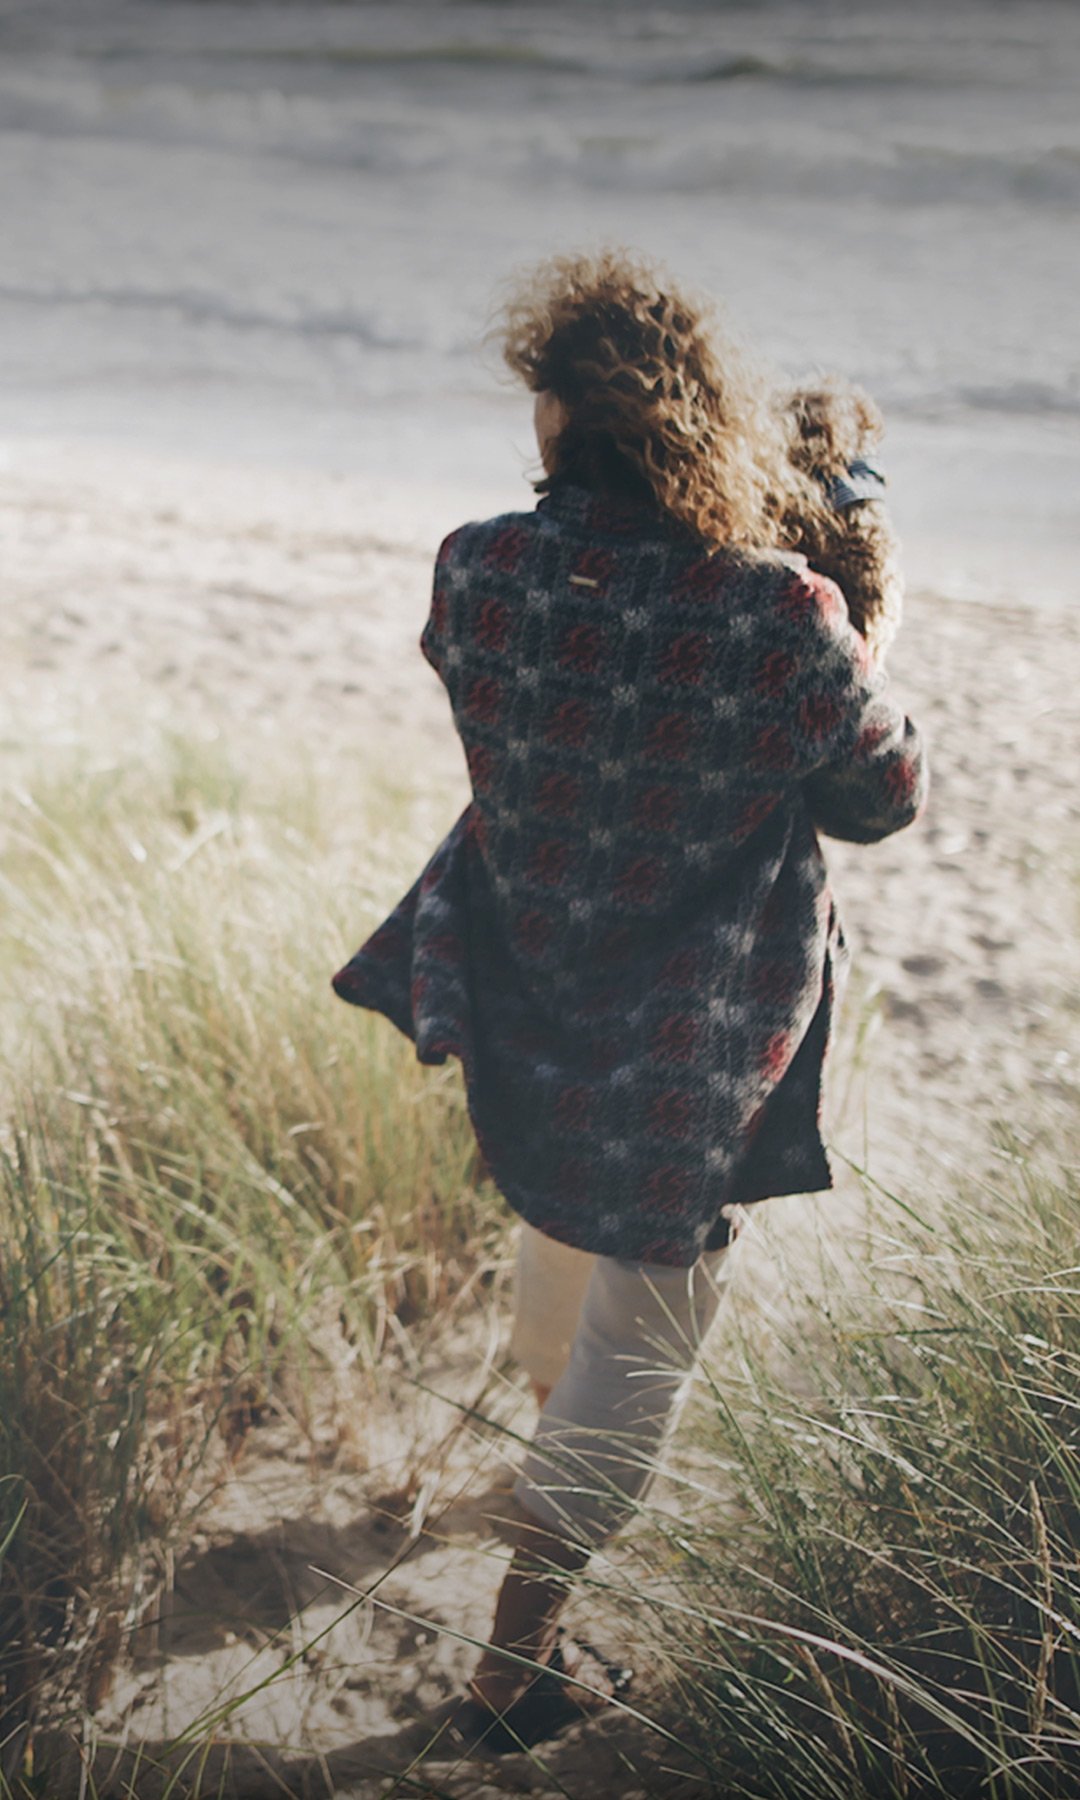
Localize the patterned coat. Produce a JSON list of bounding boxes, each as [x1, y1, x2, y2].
[[332, 482, 927, 1265]]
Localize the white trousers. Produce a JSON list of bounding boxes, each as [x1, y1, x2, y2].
[[510, 1219, 738, 1546]]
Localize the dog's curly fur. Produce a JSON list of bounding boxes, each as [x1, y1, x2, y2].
[[778, 378, 904, 665]]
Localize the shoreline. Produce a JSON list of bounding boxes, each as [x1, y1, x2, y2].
[[3, 423, 1079, 615]]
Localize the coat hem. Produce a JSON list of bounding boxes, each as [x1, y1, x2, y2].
[[330, 965, 844, 1266]]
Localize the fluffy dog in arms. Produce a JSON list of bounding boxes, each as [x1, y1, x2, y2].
[[778, 379, 904, 667]]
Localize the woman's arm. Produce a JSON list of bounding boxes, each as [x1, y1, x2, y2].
[[419, 529, 464, 681], [773, 566, 928, 844], [805, 703, 926, 843]]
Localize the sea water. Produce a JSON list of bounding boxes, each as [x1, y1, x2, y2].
[[2, 0, 1078, 601]]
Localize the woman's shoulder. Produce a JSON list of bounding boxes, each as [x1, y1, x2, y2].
[[711, 546, 848, 609], [663, 542, 823, 609], [434, 507, 836, 621], [435, 507, 541, 571]]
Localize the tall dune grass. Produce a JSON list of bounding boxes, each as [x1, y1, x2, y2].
[[5, 733, 1078, 1798], [630, 1149, 1080, 1798], [0, 738, 502, 1781]]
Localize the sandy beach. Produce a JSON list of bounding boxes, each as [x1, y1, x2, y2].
[[5, 435, 1078, 1794]]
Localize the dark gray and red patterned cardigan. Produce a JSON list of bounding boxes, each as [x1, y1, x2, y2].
[[332, 482, 927, 1266]]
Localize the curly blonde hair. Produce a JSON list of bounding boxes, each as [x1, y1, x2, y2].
[[497, 247, 831, 551]]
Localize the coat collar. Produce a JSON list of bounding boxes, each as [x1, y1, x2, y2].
[[536, 481, 695, 545]]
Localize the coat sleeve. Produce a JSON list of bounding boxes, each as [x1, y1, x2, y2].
[[779, 567, 928, 845], [419, 529, 462, 681], [805, 703, 927, 843]]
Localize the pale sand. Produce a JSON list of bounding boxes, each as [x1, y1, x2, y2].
[[7, 441, 1078, 1797]]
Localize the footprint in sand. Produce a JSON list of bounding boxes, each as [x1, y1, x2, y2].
[[901, 954, 947, 978], [972, 931, 1014, 953], [974, 977, 1010, 1006]]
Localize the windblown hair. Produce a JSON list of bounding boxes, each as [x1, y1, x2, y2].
[[498, 248, 831, 551], [498, 249, 902, 660]]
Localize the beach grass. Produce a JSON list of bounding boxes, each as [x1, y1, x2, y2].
[[3, 732, 1078, 1798], [0, 736, 503, 1784], [621, 1144, 1080, 1799]]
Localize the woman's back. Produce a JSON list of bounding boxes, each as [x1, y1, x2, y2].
[[425, 482, 920, 960]]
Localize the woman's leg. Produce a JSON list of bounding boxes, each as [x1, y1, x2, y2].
[[509, 1220, 596, 1408], [466, 1510, 593, 1715], [470, 1240, 737, 1714]]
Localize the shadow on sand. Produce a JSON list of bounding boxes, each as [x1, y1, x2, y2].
[[42, 1692, 705, 1800]]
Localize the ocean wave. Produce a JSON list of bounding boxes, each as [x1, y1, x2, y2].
[[4, 0, 1064, 95], [679, 55, 789, 84], [950, 380, 1080, 419], [224, 42, 592, 75], [4, 47, 1078, 211], [0, 72, 456, 175], [0, 283, 433, 353], [847, 376, 1080, 425], [1, 281, 1076, 424], [4, 74, 1077, 212], [553, 136, 1080, 208], [673, 53, 1007, 89]]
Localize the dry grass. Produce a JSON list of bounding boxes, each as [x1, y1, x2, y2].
[[0, 737, 503, 1786], [4, 733, 1078, 1800], [624, 1142, 1080, 1798]]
